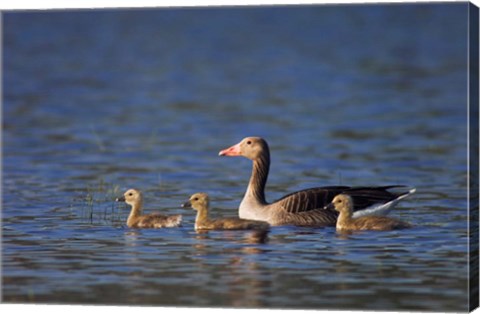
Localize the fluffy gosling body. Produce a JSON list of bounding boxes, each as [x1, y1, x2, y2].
[[182, 193, 270, 231], [327, 194, 411, 231], [116, 188, 182, 228]]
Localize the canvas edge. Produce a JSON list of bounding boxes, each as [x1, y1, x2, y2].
[[468, 1, 480, 312]]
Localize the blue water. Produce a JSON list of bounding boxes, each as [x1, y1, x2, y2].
[[2, 3, 471, 311]]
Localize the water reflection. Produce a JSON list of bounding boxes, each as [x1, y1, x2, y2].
[[335, 230, 357, 240]]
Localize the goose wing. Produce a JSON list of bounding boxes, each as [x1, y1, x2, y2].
[[273, 186, 349, 214], [273, 185, 410, 214], [342, 185, 410, 210]]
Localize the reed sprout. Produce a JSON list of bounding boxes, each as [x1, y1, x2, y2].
[[81, 180, 124, 226]]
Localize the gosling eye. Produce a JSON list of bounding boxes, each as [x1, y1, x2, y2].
[[128, 193, 133, 196], [337, 200, 342, 203], [246, 140, 252, 145], [194, 197, 199, 201]]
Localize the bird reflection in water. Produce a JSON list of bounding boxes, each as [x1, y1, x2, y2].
[[189, 228, 271, 307]]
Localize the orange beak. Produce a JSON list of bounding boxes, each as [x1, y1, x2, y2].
[[219, 142, 242, 156]]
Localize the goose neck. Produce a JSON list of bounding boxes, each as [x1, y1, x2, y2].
[[247, 153, 270, 205], [127, 201, 142, 224], [195, 206, 210, 227], [336, 210, 353, 228]]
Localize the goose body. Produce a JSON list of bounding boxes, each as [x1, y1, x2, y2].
[[327, 194, 411, 231], [182, 193, 270, 231], [219, 137, 415, 227], [116, 189, 182, 228]]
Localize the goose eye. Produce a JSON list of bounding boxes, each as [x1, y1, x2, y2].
[[247, 140, 252, 145], [194, 197, 199, 201], [128, 193, 133, 196], [338, 200, 342, 203]]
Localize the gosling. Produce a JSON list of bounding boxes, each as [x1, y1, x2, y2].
[[182, 193, 270, 231], [326, 194, 411, 231], [116, 188, 182, 228]]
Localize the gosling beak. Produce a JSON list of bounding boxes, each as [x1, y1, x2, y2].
[[116, 196, 126, 202], [324, 202, 335, 211], [181, 201, 192, 208]]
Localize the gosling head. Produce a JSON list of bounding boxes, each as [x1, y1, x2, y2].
[[116, 188, 143, 207], [325, 194, 354, 214], [182, 193, 209, 211]]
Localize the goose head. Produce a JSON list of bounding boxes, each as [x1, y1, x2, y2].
[[182, 192, 209, 211], [325, 194, 354, 214], [116, 188, 143, 207], [218, 137, 269, 161]]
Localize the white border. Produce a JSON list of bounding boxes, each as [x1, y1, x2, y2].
[[0, 0, 478, 10], [1, 1, 478, 314]]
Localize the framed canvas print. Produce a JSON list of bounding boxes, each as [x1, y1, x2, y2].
[[2, 1, 479, 312]]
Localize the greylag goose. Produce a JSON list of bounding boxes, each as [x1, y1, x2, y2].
[[326, 194, 411, 231], [182, 193, 270, 231], [219, 136, 415, 226], [116, 189, 182, 228]]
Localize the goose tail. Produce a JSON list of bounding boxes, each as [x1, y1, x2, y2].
[[352, 186, 416, 218], [168, 214, 183, 227]]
